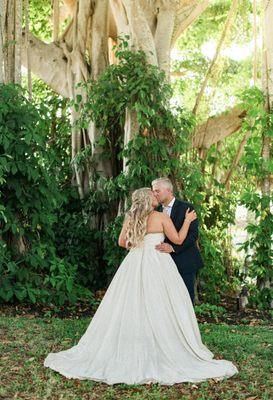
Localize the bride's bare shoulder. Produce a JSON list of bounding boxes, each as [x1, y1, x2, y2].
[[149, 210, 163, 218]]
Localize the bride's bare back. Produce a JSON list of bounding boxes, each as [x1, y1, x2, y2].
[[118, 209, 196, 248], [146, 211, 165, 233]]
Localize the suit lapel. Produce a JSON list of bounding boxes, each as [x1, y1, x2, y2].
[[158, 199, 180, 222], [170, 199, 179, 220], [170, 199, 184, 230]]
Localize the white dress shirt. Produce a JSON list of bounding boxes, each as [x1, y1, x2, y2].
[[162, 197, 176, 216], [162, 197, 176, 252]]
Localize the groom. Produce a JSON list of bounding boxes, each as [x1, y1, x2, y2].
[[152, 177, 204, 305]]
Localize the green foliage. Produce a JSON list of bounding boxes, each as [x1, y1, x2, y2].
[[237, 87, 273, 308], [29, 0, 52, 41], [0, 84, 93, 306], [173, 0, 256, 117], [0, 83, 60, 241], [239, 190, 273, 308], [52, 189, 108, 291], [79, 39, 173, 131], [74, 43, 202, 280], [102, 216, 127, 281], [30, 78, 72, 186], [239, 87, 273, 181], [77, 39, 197, 189], [194, 303, 227, 319], [72, 42, 238, 301], [76, 40, 190, 182], [199, 227, 231, 303], [1, 3, 269, 312]]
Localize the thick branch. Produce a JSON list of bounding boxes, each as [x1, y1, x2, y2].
[[122, 0, 157, 66], [172, 1, 210, 47], [90, 0, 109, 79], [110, 0, 130, 38], [192, 107, 246, 149], [154, 6, 175, 73], [21, 32, 69, 97]]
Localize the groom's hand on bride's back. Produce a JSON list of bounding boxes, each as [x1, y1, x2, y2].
[[155, 242, 174, 253]]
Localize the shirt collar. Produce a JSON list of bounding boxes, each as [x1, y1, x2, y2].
[[164, 197, 175, 208]]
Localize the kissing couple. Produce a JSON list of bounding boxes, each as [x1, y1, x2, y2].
[[44, 177, 238, 385]]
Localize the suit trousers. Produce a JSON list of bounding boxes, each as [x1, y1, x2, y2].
[[180, 271, 196, 305]]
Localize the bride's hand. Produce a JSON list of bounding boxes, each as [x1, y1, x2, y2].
[[185, 208, 197, 223]]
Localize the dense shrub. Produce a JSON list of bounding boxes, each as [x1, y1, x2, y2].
[[0, 84, 93, 305]]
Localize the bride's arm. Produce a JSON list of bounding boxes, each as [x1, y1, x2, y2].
[[118, 218, 129, 248], [161, 209, 197, 245]]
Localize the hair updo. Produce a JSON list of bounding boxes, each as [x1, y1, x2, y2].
[[125, 187, 154, 249]]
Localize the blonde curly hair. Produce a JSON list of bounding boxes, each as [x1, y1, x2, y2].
[[125, 187, 154, 249]]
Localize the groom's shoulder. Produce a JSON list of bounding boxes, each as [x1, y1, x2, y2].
[[175, 199, 195, 209], [175, 198, 193, 207]]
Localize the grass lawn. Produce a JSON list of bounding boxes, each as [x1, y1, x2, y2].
[[0, 316, 272, 400]]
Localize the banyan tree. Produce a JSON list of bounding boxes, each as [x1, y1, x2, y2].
[[0, 0, 272, 306], [0, 0, 245, 194], [0, 0, 270, 198]]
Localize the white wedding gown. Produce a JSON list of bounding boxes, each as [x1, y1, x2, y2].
[[44, 233, 238, 385]]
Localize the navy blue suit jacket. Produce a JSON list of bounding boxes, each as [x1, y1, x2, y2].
[[158, 199, 204, 274]]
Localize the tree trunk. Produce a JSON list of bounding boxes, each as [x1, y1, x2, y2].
[[258, 0, 273, 306], [14, 0, 22, 83], [17, 0, 210, 196], [9, 0, 255, 198], [0, 0, 5, 82], [1, 0, 27, 257], [24, 0, 32, 98], [1, 0, 23, 84]]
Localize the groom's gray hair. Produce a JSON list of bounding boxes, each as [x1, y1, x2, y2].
[[152, 177, 173, 192]]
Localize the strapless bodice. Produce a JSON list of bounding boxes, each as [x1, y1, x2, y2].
[[140, 232, 165, 249], [127, 233, 165, 251]]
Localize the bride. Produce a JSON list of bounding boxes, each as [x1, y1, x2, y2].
[[44, 187, 238, 385]]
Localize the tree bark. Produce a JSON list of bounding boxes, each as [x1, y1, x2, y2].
[[171, 1, 210, 46], [14, 0, 22, 84], [17, 0, 211, 193], [0, 0, 4, 82], [192, 107, 246, 150], [21, 32, 69, 97], [154, 5, 175, 74], [24, 0, 32, 98]]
